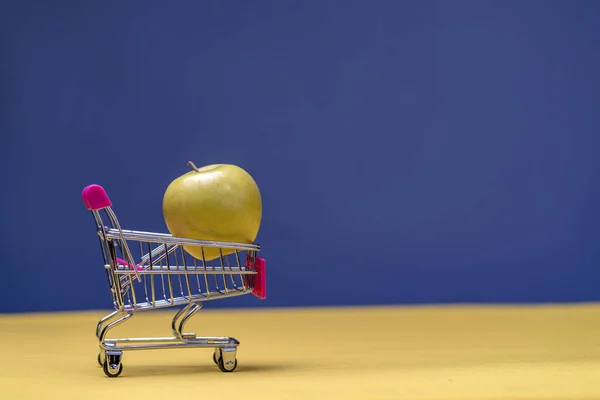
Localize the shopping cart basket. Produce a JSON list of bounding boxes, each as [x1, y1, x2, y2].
[[82, 184, 267, 377]]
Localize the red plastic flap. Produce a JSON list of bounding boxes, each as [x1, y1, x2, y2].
[[82, 184, 112, 210], [252, 257, 267, 300], [116, 257, 144, 271]]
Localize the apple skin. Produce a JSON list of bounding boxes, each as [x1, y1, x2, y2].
[[162, 163, 262, 261]]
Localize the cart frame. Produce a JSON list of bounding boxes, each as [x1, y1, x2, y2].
[[82, 184, 266, 377]]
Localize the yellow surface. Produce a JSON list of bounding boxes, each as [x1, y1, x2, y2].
[[1, 304, 600, 399]]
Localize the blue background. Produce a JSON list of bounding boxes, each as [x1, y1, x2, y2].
[[1, 0, 599, 313]]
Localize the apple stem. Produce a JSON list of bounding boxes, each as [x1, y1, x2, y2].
[[187, 161, 200, 172]]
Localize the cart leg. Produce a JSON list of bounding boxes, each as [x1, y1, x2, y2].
[[171, 302, 193, 337], [171, 302, 202, 341], [98, 311, 133, 343], [96, 310, 125, 367], [95, 310, 132, 374], [96, 310, 120, 340]]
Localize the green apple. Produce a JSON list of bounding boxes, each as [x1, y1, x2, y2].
[[162, 161, 262, 261]]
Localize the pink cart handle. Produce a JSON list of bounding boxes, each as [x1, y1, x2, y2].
[[82, 184, 112, 210]]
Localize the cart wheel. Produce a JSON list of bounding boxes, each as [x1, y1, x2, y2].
[[97, 352, 104, 367], [214, 347, 237, 372], [103, 360, 123, 378], [218, 357, 238, 373], [103, 353, 123, 378]]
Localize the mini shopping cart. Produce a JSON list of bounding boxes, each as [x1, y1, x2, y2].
[[81, 184, 267, 378]]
